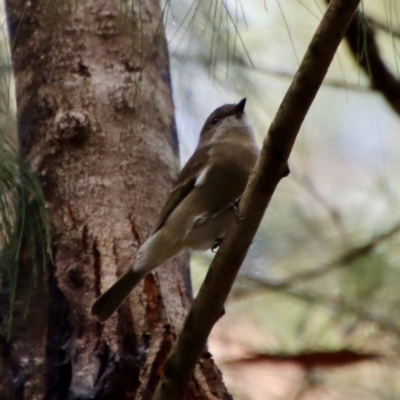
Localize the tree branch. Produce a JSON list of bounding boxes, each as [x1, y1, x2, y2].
[[332, 2, 400, 116], [153, 1, 361, 399]]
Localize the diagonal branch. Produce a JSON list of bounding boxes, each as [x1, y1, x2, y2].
[[153, 1, 361, 399]]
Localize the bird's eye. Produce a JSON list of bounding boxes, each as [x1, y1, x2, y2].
[[211, 118, 218, 126]]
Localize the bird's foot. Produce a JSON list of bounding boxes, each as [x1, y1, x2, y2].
[[230, 197, 245, 220], [211, 238, 223, 253]]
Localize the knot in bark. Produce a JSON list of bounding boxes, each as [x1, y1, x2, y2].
[[55, 111, 90, 144]]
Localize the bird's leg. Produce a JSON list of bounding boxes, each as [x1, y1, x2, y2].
[[210, 197, 244, 253]]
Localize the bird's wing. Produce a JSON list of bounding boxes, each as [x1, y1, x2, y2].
[[151, 145, 210, 234]]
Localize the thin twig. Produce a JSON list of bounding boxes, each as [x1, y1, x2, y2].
[[244, 222, 400, 290], [251, 65, 371, 92], [293, 174, 350, 245], [234, 274, 400, 338], [152, 1, 361, 399], [368, 16, 400, 39], [173, 53, 373, 92]]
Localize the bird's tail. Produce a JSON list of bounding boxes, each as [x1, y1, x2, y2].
[[90, 268, 147, 322]]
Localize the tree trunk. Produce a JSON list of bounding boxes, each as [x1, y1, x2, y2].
[[1, 0, 230, 398]]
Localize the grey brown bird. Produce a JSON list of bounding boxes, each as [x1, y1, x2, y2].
[[91, 98, 259, 322]]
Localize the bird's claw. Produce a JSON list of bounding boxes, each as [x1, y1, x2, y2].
[[211, 238, 223, 252], [230, 197, 245, 220]]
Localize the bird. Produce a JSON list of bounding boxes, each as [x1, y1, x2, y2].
[[91, 98, 260, 322]]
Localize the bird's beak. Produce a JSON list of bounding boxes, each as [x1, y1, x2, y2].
[[235, 98, 246, 116]]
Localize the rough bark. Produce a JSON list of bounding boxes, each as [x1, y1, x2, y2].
[[2, 0, 230, 399]]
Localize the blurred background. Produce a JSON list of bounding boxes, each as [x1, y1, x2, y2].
[[164, 0, 400, 399], [1, 0, 399, 398]]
